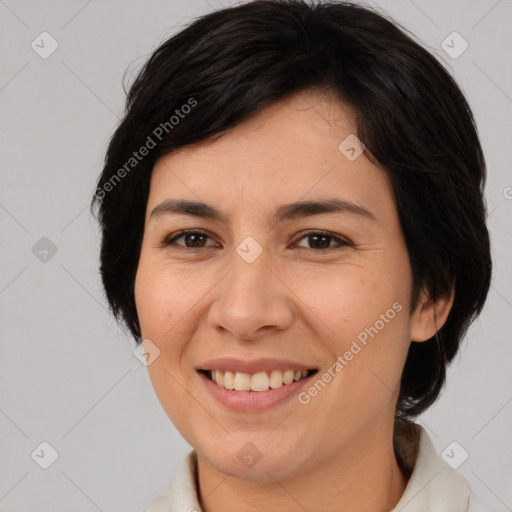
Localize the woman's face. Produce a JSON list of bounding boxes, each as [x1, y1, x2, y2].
[[134, 89, 440, 481]]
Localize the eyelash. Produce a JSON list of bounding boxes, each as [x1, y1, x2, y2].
[[160, 229, 352, 252]]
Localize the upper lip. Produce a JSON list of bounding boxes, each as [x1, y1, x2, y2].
[[196, 357, 318, 374]]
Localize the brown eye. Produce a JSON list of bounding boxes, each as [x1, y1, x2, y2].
[[294, 231, 351, 250], [164, 230, 217, 249]]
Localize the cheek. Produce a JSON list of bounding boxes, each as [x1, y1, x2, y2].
[[135, 263, 198, 434], [290, 265, 399, 342], [333, 307, 410, 414], [134, 259, 182, 339], [134, 260, 208, 378], [294, 265, 410, 394]]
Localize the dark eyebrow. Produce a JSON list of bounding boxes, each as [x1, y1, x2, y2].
[[273, 198, 376, 223], [149, 198, 376, 224]]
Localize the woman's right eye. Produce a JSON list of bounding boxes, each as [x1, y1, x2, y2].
[[162, 230, 218, 249]]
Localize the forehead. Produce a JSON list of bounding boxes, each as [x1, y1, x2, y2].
[[146, 89, 396, 226]]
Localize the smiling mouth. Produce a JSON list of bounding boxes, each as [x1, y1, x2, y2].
[[199, 368, 318, 392]]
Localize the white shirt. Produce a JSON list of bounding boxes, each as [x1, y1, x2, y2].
[[144, 425, 492, 512]]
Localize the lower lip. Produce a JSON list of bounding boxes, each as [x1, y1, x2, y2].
[[197, 371, 315, 412]]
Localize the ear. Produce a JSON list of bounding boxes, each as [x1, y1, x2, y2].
[[410, 286, 455, 342]]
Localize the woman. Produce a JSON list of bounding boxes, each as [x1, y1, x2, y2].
[[91, 1, 493, 510]]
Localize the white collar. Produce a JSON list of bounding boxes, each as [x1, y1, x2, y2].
[[390, 424, 470, 511], [144, 424, 471, 512]]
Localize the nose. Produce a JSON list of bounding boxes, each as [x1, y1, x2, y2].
[[207, 245, 294, 342]]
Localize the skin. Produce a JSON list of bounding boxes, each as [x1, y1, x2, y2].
[[134, 89, 454, 512]]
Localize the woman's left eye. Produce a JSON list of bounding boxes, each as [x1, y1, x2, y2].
[[162, 229, 350, 251], [292, 231, 351, 250]]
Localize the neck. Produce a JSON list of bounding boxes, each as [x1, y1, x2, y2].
[[196, 420, 409, 512]]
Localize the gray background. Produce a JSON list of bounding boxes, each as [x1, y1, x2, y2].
[[1, 0, 511, 510]]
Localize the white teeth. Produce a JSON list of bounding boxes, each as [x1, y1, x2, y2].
[[251, 372, 269, 391], [206, 369, 313, 391], [283, 370, 295, 385], [269, 370, 283, 389], [234, 372, 251, 391], [214, 370, 224, 387], [223, 370, 235, 390]]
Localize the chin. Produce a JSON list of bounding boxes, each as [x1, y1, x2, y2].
[[199, 437, 313, 483]]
